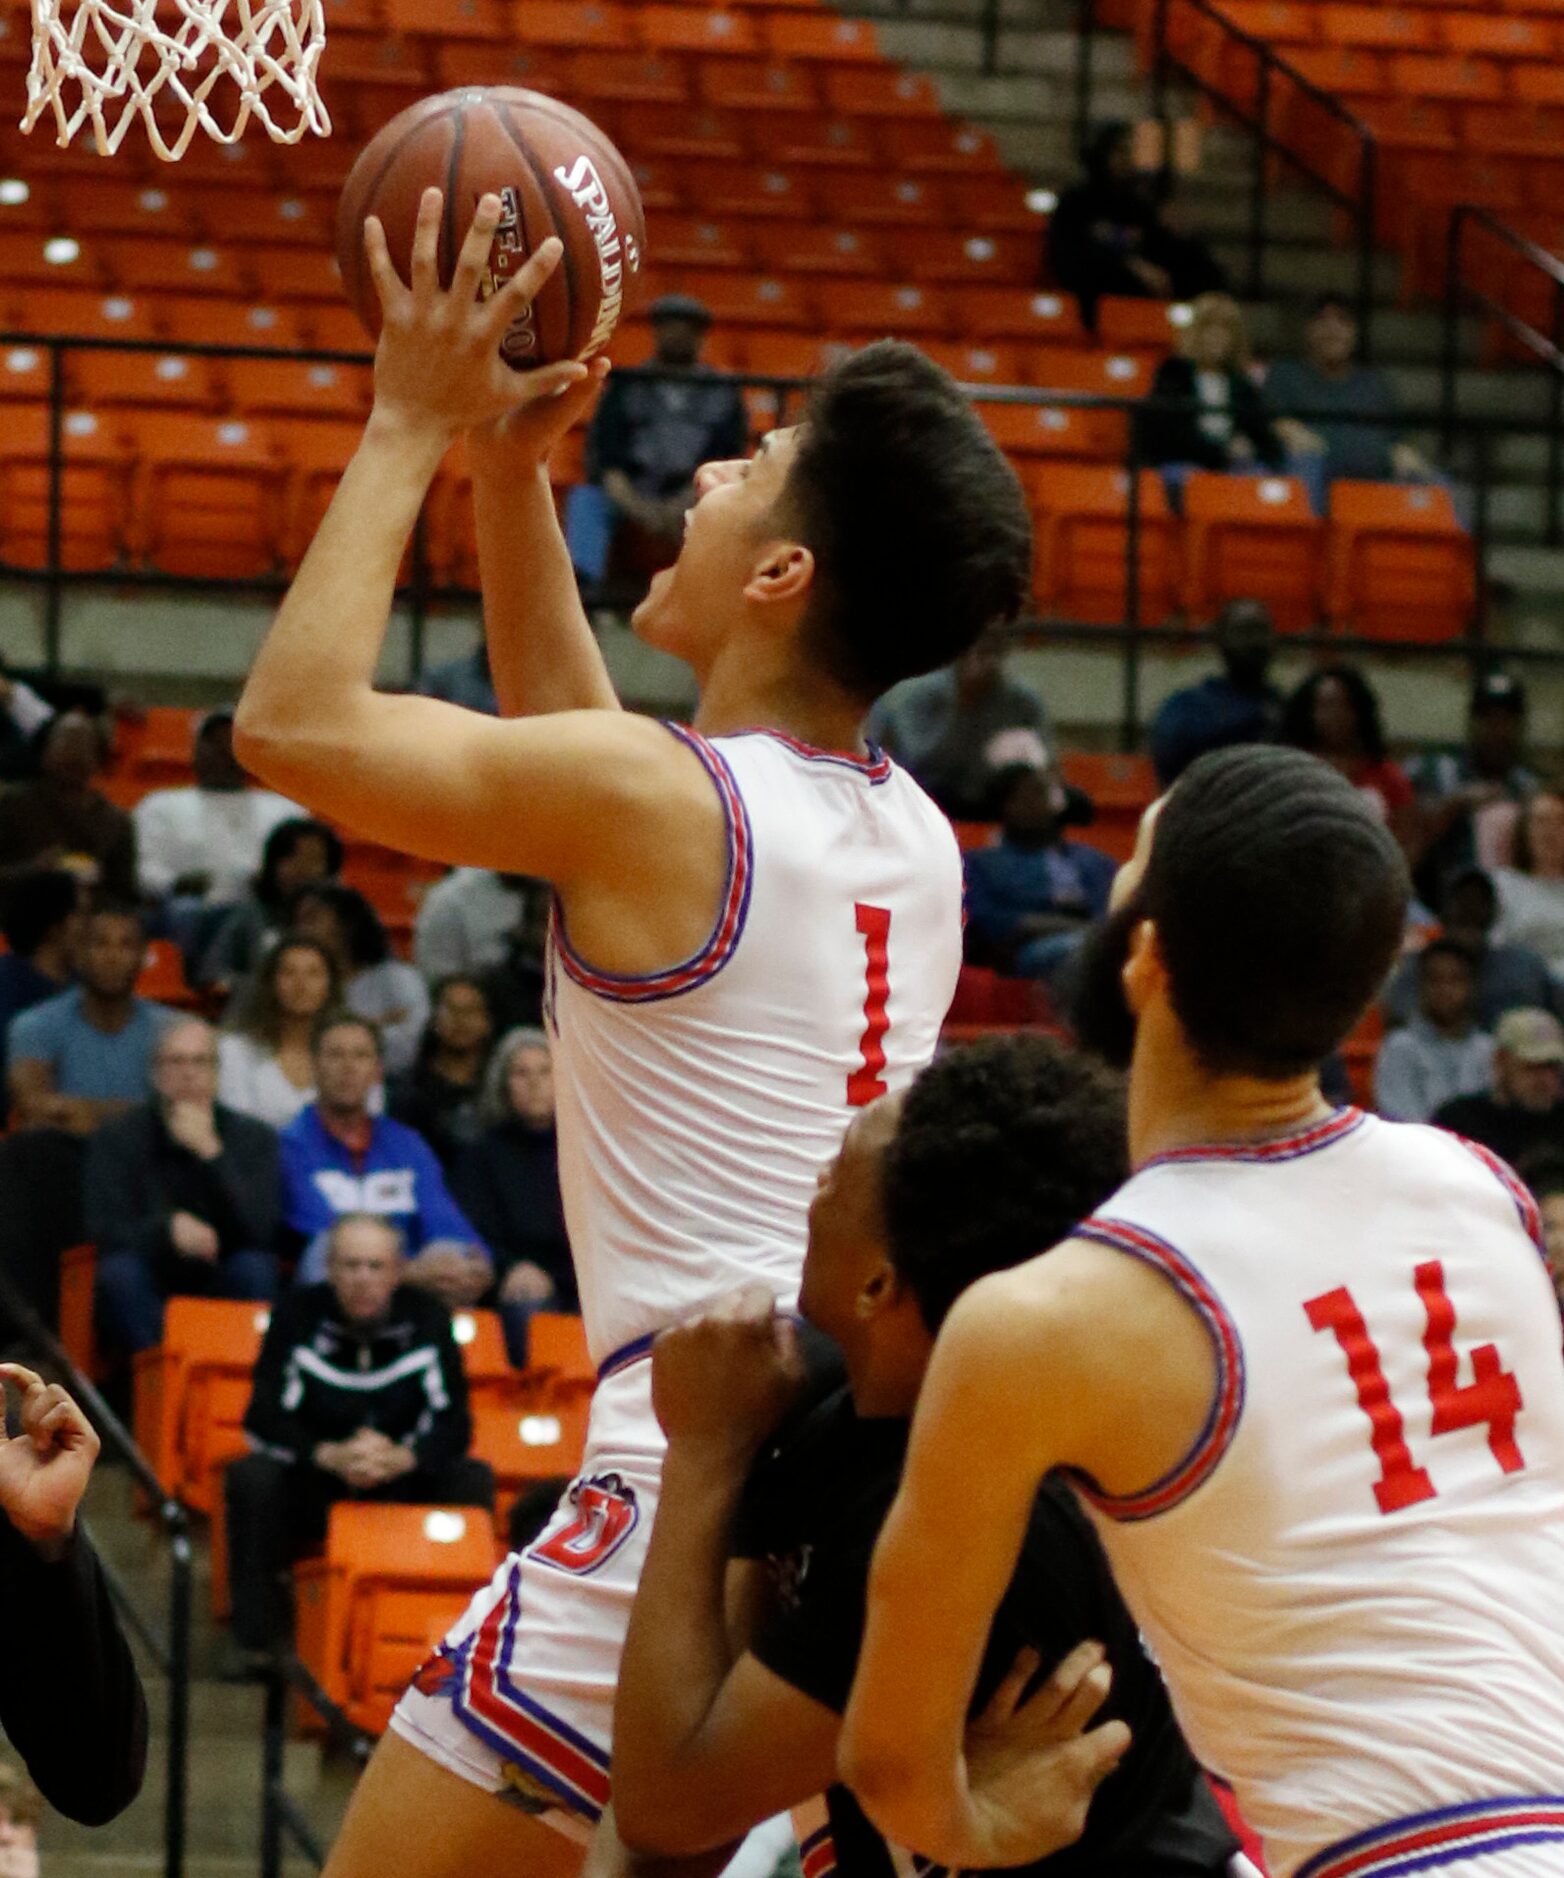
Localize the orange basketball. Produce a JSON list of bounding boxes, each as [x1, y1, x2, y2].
[[335, 86, 646, 369]]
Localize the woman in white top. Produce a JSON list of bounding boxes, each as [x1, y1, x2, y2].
[[218, 934, 340, 1128], [291, 882, 430, 1077], [1495, 787, 1564, 977]]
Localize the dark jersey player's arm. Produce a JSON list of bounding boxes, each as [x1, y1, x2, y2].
[[614, 1438, 841, 1857]]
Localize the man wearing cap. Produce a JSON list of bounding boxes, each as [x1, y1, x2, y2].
[[565, 293, 748, 593], [1434, 1006, 1564, 1164], [133, 709, 300, 913], [1408, 672, 1539, 902]]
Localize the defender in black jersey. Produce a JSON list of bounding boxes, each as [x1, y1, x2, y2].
[[613, 1036, 1239, 1878]]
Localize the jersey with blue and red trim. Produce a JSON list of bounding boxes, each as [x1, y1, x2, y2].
[[1070, 1109, 1564, 1878], [544, 724, 961, 1367]]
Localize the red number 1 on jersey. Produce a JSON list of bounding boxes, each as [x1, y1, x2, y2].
[[1306, 1259, 1526, 1515], [848, 903, 892, 1107]]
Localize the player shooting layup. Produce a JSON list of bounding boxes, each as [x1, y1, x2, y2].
[[839, 745, 1564, 1878], [234, 192, 1033, 1878]]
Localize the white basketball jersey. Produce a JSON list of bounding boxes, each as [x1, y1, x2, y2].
[[545, 725, 962, 1369], [1074, 1109, 1564, 1878]]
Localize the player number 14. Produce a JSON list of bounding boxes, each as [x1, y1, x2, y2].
[[1305, 1260, 1526, 1515]]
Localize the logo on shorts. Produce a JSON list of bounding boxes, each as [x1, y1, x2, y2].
[[528, 1472, 640, 1577], [410, 1645, 459, 1700]]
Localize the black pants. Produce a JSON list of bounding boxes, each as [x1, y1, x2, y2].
[[224, 1450, 495, 1651]]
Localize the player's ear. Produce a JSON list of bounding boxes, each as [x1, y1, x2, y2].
[[1121, 916, 1164, 1016], [743, 540, 814, 610], [855, 1258, 898, 1321]]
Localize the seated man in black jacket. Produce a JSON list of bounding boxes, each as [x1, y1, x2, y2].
[[225, 1213, 494, 1660], [0, 1362, 146, 1825], [85, 1016, 281, 1356]]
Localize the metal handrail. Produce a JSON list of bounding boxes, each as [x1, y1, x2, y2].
[[0, 1269, 190, 1878], [1443, 204, 1564, 550], [260, 1655, 375, 1878], [1148, 0, 1379, 353]]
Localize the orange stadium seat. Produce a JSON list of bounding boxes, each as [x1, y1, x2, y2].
[[649, 214, 752, 269], [472, 1399, 590, 1524], [920, 338, 1025, 385], [523, 1312, 595, 1406], [190, 189, 333, 250], [0, 407, 133, 572], [0, 345, 53, 403], [138, 937, 208, 1010], [1035, 465, 1180, 626], [813, 277, 950, 336], [748, 222, 885, 276], [108, 239, 252, 299], [1183, 472, 1325, 631], [662, 268, 815, 326], [694, 53, 820, 110], [619, 100, 749, 160], [1388, 54, 1504, 102], [386, 0, 507, 34], [638, 4, 760, 53], [435, 41, 570, 89], [981, 399, 1096, 460], [58, 1244, 102, 1381], [1442, 11, 1554, 56], [318, 29, 432, 87], [824, 65, 941, 116], [760, 111, 880, 167], [1033, 349, 1153, 455], [1285, 46, 1389, 96], [298, 303, 375, 353], [1211, 0, 1317, 45], [952, 175, 1050, 234], [130, 704, 202, 777], [321, 0, 386, 29], [1326, 481, 1475, 642], [132, 1295, 271, 1511], [449, 1308, 524, 1409], [0, 230, 111, 292], [568, 47, 692, 102], [821, 173, 950, 226], [249, 246, 343, 304], [764, 10, 880, 58], [904, 230, 1035, 285], [512, 0, 629, 46], [879, 119, 1002, 175], [1059, 750, 1156, 860], [1320, 4, 1436, 49], [53, 179, 199, 241], [226, 356, 373, 421], [160, 300, 313, 351], [295, 1502, 501, 1731], [678, 161, 813, 219], [1095, 297, 1184, 353], [128, 414, 287, 578], [69, 349, 225, 416], [955, 287, 1085, 347], [8, 288, 156, 346], [739, 328, 838, 376], [944, 966, 1051, 1037]]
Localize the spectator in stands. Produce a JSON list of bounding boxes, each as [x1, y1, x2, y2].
[[1148, 599, 1283, 787], [0, 1363, 147, 1824], [0, 869, 79, 1089], [388, 976, 494, 1173], [197, 816, 343, 992], [0, 654, 54, 783], [1434, 1007, 1564, 1164], [85, 1017, 280, 1356], [1280, 664, 1416, 846], [281, 1015, 490, 1308], [219, 935, 342, 1130], [0, 1759, 40, 1875], [133, 709, 299, 912], [418, 635, 499, 717], [1372, 939, 1493, 1123], [1408, 672, 1538, 902], [224, 1213, 494, 1662], [866, 626, 1050, 820], [413, 869, 540, 980], [1492, 787, 1564, 980], [1136, 293, 1284, 503], [291, 882, 429, 1077], [1519, 1155, 1564, 1316], [1267, 294, 1435, 516], [1383, 867, 1561, 1031], [1048, 121, 1227, 328], [566, 293, 749, 591], [453, 1026, 574, 1364], [0, 712, 135, 901], [963, 763, 1117, 984], [7, 899, 172, 1137]]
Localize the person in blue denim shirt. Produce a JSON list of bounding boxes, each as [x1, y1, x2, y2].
[[964, 764, 1118, 984]]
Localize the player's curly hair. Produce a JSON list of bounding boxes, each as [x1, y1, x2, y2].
[[881, 1035, 1127, 1333], [1140, 743, 1409, 1078], [780, 340, 1034, 700]]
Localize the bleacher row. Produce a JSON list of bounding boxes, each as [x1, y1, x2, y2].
[[1161, 0, 1564, 308]]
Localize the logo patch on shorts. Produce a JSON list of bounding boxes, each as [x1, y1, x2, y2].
[[528, 1472, 640, 1577]]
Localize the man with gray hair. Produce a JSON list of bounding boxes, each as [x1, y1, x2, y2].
[[84, 1015, 280, 1355], [225, 1212, 493, 1663]]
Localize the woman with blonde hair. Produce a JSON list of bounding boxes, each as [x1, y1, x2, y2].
[[1137, 291, 1285, 501]]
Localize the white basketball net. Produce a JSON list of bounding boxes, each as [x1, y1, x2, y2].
[[22, 0, 330, 160]]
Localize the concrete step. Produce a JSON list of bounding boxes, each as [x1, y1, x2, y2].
[[1210, 238, 1401, 305], [1487, 542, 1564, 597]]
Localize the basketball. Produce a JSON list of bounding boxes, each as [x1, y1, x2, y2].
[[334, 86, 646, 369]]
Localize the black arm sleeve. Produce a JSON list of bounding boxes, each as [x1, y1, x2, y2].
[[0, 1519, 148, 1824], [242, 1296, 311, 1463], [410, 1308, 472, 1473], [211, 1117, 280, 1251]]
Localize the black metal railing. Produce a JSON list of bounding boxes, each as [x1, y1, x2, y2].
[[0, 1269, 191, 1878], [1443, 206, 1564, 551], [0, 337, 1547, 746], [1144, 0, 1379, 353], [260, 1656, 375, 1877]]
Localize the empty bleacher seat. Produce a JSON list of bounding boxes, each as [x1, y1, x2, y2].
[[0, 406, 133, 572], [1182, 472, 1325, 630], [127, 414, 287, 578], [132, 1294, 271, 1513], [1326, 480, 1475, 641], [1035, 466, 1181, 627]]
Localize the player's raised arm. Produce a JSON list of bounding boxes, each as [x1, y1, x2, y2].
[[468, 375, 623, 719], [235, 191, 696, 885]]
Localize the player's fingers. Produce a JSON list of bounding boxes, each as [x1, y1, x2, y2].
[[1043, 1661, 1114, 1746], [515, 360, 590, 403], [978, 1647, 1042, 1728], [409, 187, 444, 300], [363, 215, 407, 313], [451, 192, 504, 305], [0, 1363, 45, 1397], [489, 235, 564, 325], [1072, 1717, 1132, 1791], [1023, 1640, 1106, 1725]]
